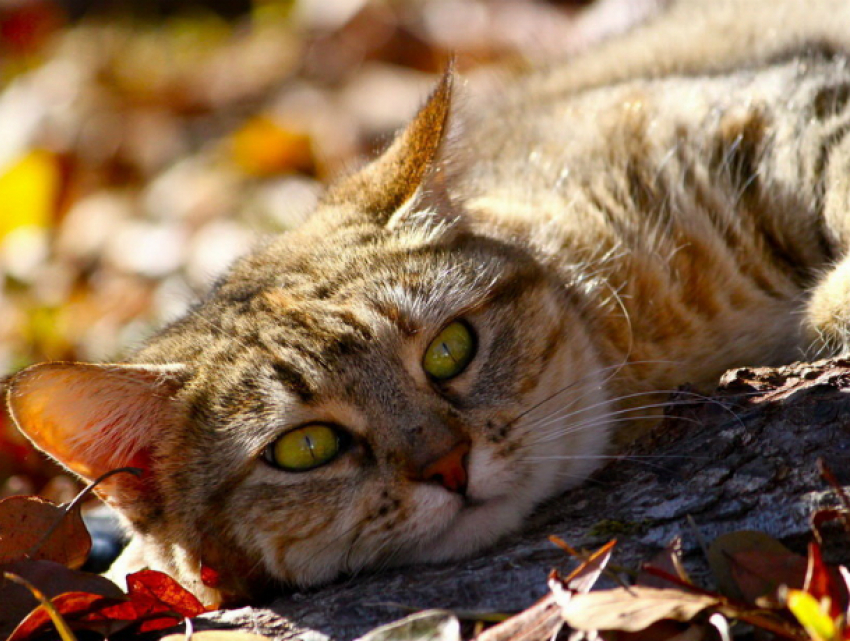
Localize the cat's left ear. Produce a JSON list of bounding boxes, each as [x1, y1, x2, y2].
[[321, 65, 456, 226], [6, 361, 188, 501]]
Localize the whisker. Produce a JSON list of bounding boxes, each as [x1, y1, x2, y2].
[[529, 455, 685, 474], [542, 410, 703, 440], [500, 359, 688, 434], [527, 453, 712, 460], [514, 388, 744, 447], [522, 400, 709, 444]]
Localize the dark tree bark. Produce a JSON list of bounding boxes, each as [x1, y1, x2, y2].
[[187, 358, 850, 641]]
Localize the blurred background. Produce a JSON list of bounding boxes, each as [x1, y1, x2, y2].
[[0, 0, 660, 504]]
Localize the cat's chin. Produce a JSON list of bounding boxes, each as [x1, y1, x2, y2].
[[404, 493, 527, 564]]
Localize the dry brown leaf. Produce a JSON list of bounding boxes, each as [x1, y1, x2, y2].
[[562, 538, 616, 593], [160, 631, 275, 640], [474, 593, 562, 641], [638, 537, 689, 589], [557, 587, 720, 633], [0, 495, 90, 568], [707, 531, 806, 604]]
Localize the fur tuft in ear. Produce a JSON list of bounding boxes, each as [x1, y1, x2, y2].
[[6, 362, 187, 487], [321, 65, 455, 224]]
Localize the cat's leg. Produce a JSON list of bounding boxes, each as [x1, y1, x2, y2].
[[805, 131, 850, 355], [800, 78, 850, 356], [806, 256, 850, 355]]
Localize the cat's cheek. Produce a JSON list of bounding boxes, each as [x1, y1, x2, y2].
[[244, 492, 367, 587]]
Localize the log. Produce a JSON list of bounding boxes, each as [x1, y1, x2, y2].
[[188, 358, 850, 640]]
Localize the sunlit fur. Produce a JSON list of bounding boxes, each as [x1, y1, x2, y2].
[[10, 0, 850, 604]]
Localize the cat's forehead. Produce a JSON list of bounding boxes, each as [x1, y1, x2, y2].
[[219, 221, 501, 327]]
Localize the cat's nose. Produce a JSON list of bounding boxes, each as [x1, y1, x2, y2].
[[420, 441, 469, 495]]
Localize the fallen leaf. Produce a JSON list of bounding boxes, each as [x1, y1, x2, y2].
[[97, 569, 207, 632], [6, 567, 211, 640], [707, 530, 806, 603], [0, 559, 124, 638], [3, 571, 79, 641], [562, 538, 616, 593], [786, 589, 837, 641], [356, 610, 460, 641], [0, 495, 90, 568], [160, 632, 274, 641], [7, 591, 123, 641], [474, 591, 562, 641], [812, 508, 850, 544], [638, 538, 690, 589], [601, 620, 709, 641], [803, 541, 847, 620], [558, 587, 720, 633]]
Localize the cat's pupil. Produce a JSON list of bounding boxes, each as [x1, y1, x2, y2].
[[441, 342, 458, 363], [304, 436, 317, 460]]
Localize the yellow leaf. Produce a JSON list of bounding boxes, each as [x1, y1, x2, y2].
[[230, 116, 313, 177], [0, 150, 58, 240], [787, 589, 838, 641]]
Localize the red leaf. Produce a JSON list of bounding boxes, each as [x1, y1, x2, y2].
[[97, 569, 207, 632], [7, 591, 128, 641], [127, 569, 206, 616], [803, 541, 848, 619], [201, 562, 222, 589], [812, 508, 850, 542]]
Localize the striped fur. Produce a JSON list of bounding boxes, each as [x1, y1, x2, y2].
[[9, 0, 850, 603]]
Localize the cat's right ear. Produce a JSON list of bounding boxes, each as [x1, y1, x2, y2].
[[6, 361, 188, 502], [321, 66, 456, 226]]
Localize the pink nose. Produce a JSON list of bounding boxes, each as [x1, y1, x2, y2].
[[421, 442, 469, 494]]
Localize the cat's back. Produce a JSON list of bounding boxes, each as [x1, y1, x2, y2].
[[456, 0, 850, 393], [518, 0, 850, 101]]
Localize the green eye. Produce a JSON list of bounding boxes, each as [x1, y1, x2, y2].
[[265, 424, 345, 472], [423, 320, 477, 381]]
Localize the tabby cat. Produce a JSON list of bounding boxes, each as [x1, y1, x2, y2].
[[7, 0, 850, 604]]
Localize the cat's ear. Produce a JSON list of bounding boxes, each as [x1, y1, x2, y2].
[[322, 66, 455, 225], [6, 362, 187, 494]]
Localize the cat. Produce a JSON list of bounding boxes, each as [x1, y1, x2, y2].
[[7, 0, 850, 605]]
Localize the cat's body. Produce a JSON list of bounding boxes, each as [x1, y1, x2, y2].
[[8, 0, 850, 604]]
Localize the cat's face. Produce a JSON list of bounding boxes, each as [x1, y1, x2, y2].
[[6, 73, 612, 602], [142, 217, 608, 593]]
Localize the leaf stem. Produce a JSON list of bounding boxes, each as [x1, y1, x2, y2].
[[25, 467, 141, 559], [3, 571, 79, 641]]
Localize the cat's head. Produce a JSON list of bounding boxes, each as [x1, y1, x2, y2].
[[6, 71, 612, 603]]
